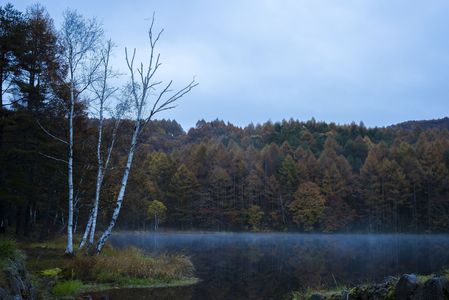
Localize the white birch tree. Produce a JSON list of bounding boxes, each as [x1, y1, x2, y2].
[[95, 16, 197, 253], [60, 10, 103, 255], [79, 40, 126, 250]]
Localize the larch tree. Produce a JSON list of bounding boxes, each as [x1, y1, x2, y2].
[[247, 204, 264, 231], [14, 4, 61, 112], [0, 5, 24, 233], [9, 5, 63, 238], [145, 151, 174, 191], [0, 6, 24, 228], [394, 142, 424, 229], [288, 181, 326, 232], [168, 164, 199, 228], [277, 154, 299, 209], [418, 140, 448, 231], [360, 143, 391, 232], [0, 4, 24, 109], [95, 15, 197, 253]]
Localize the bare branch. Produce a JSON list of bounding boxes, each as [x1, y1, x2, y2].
[[39, 152, 69, 164], [1, 80, 14, 96], [151, 80, 173, 115], [36, 120, 68, 145], [125, 47, 141, 109], [151, 79, 198, 117], [103, 118, 121, 171]]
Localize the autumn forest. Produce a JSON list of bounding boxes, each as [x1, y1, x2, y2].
[[2, 3, 449, 242], [4, 113, 449, 235]]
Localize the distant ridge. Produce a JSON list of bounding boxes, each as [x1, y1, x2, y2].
[[391, 117, 449, 131]]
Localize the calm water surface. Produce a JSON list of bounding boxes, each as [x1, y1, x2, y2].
[[86, 232, 449, 300]]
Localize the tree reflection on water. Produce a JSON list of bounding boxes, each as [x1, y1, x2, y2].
[[87, 233, 449, 300]]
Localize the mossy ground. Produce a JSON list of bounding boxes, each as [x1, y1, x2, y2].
[[1, 235, 198, 299], [291, 286, 349, 300]]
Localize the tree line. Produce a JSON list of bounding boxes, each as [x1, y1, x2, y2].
[[1, 4, 449, 249], [116, 118, 449, 233]]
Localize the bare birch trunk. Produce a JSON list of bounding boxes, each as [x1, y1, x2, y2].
[[96, 119, 141, 253], [89, 101, 104, 246], [79, 116, 120, 250], [59, 10, 103, 254], [78, 41, 118, 250], [66, 80, 75, 255], [79, 210, 93, 249]]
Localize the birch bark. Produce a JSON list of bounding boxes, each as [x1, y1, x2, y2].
[[96, 117, 141, 252], [66, 77, 75, 254]]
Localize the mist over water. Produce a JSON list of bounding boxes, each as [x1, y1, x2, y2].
[[92, 232, 449, 299]]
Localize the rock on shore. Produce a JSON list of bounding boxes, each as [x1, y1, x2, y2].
[[305, 273, 449, 300]]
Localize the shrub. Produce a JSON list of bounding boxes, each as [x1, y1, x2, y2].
[[52, 280, 84, 297]]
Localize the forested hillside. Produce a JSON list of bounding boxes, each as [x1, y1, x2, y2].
[[392, 117, 449, 131], [3, 115, 449, 235], [114, 118, 449, 233], [1, 3, 449, 240]]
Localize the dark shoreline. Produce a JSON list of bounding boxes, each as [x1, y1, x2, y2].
[[298, 273, 449, 300]]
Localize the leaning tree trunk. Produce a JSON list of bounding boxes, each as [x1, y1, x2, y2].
[[79, 209, 93, 249], [95, 120, 141, 253], [80, 115, 120, 249], [88, 101, 104, 247]]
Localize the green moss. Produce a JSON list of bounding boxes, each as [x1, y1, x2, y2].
[[40, 267, 62, 277], [417, 274, 433, 284], [349, 287, 358, 296], [293, 286, 346, 299], [386, 285, 396, 300], [52, 280, 84, 297]]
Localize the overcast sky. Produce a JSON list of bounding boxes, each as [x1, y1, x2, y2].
[[12, 0, 449, 129]]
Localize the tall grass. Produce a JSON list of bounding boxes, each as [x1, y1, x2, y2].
[[70, 247, 194, 283]]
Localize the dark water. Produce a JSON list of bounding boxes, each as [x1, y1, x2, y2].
[[86, 232, 449, 300]]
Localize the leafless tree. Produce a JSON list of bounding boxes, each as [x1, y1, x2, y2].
[[95, 15, 197, 253], [59, 9, 103, 254], [79, 40, 127, 250]]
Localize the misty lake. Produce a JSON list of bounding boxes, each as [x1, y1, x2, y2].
[[86, 232, 449, 299]]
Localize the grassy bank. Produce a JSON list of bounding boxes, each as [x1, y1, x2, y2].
[[1, 236, 197, 298]]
